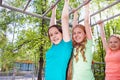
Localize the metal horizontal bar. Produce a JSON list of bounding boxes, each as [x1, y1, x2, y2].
[[42, 0, 61, 17], [0, 0, 2, 5], [92, 13, 120, 26], [79, 0, 120, 23], [69, 0, 91, 14], [91, 0, 120, 17], [0, 4, 50, 20], [23, 0, 31, 11], [57, 0, 91, 23]]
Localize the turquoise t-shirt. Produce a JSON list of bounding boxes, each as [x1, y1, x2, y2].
[[45, 40, 73, 80]]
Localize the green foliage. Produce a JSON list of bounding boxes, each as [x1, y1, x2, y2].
[[0, 32, 7, 48], [70, 0, 82, 8], [9, 0, 27, 8], [0, 0, 120, 77], [0, 44, 16, 71], [0, 9, 12, 31], [92, 62, 105, 80]]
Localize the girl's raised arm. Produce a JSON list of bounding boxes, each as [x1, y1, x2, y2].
[[72, 9, 79, 28], [49, 4, 57, 26], [61, 0, 70, 42], [97, 20, 108, 50], [84, 0, 92, 40]]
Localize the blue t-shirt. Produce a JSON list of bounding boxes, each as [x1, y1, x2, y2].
[[45, 40, 73, 80]]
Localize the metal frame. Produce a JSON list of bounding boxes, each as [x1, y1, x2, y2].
[[69, 0, 91, 14], [92, 13, 120, 26], [0, 4, 50, 20], [0, 0, 120, 26], [57, 0, 91, 23], [0, 0, 61, 21], [78, 0, 120, 23], [23, 0, 31, 11], [42, 0, 61, 18], [0, 0, 2, 5]]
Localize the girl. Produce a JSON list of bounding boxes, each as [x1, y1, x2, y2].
[[68, 0, 95, 80], [97, 20, 120, 80], [45, 0, 73, 80]]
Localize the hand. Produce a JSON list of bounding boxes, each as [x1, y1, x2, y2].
[[97, 20, 104, 27], [65, 0, 69, 2], [84, 0, 89, 2], [50, 3, 57, 11], [84, 0, 89, 5], [71, 8, 76, 13], [72, 9, 78, 17]]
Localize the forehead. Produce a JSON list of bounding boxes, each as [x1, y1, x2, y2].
[[109, 36, 120, 41], [73, 27, 83, 32], [49, 27, 58, 33]]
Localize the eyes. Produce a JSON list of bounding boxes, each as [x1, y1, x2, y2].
[[109, 41, 119, 44], [49, 31, 59, 37], [73, 31, 81, 35], [109, 37, 120, 44]]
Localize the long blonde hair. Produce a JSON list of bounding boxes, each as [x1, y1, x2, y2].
[[72, 24, 87, 62]]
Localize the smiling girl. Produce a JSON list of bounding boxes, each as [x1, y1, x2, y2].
[[45, 0, 73, 80], [97, 20, 120, 80]]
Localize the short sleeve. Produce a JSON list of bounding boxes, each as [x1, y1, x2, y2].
[[86, 39, 93, 48], [86, 39, 93, 55]]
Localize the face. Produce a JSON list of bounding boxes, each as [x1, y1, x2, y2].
[[108, 36, 120, 51], [72, 27, 86, 43], [49, 27, 62, 45]]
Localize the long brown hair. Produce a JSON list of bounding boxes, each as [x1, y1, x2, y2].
[[72, 24, 87, 62]]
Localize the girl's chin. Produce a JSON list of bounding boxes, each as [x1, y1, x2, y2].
[[75, 40, 81, 43]]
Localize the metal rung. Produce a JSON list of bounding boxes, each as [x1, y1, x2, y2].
[[92, 13, 120, 26], [79, 0, 120, 23], [42, 0, 61, 18]]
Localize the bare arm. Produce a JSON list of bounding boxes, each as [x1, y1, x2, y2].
[[49, 4, 57, 26], [72, 9, 79, 28], [84, 0, 92, 40], [61, 0, 70, 42], [97, 20, 108, 50]]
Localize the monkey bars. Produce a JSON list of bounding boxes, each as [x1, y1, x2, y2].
[[0, 0, 120, 26], [92, 13, 120, 26], [78, 0, 120, 23]]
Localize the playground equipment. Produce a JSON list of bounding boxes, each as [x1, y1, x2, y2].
[[0, 0, 120, 80]]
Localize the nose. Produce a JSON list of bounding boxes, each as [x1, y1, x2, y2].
[[53, 35, 56, 38], [75, 33, 78, 37], [74, 34, 78, 38]]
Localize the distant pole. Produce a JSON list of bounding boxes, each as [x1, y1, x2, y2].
[[12, 67, 16, 80], [0, 0, 2, 5]]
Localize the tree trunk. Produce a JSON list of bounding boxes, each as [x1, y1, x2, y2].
[[37, 0, 47, 79], [38, 47, 44, 80]]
